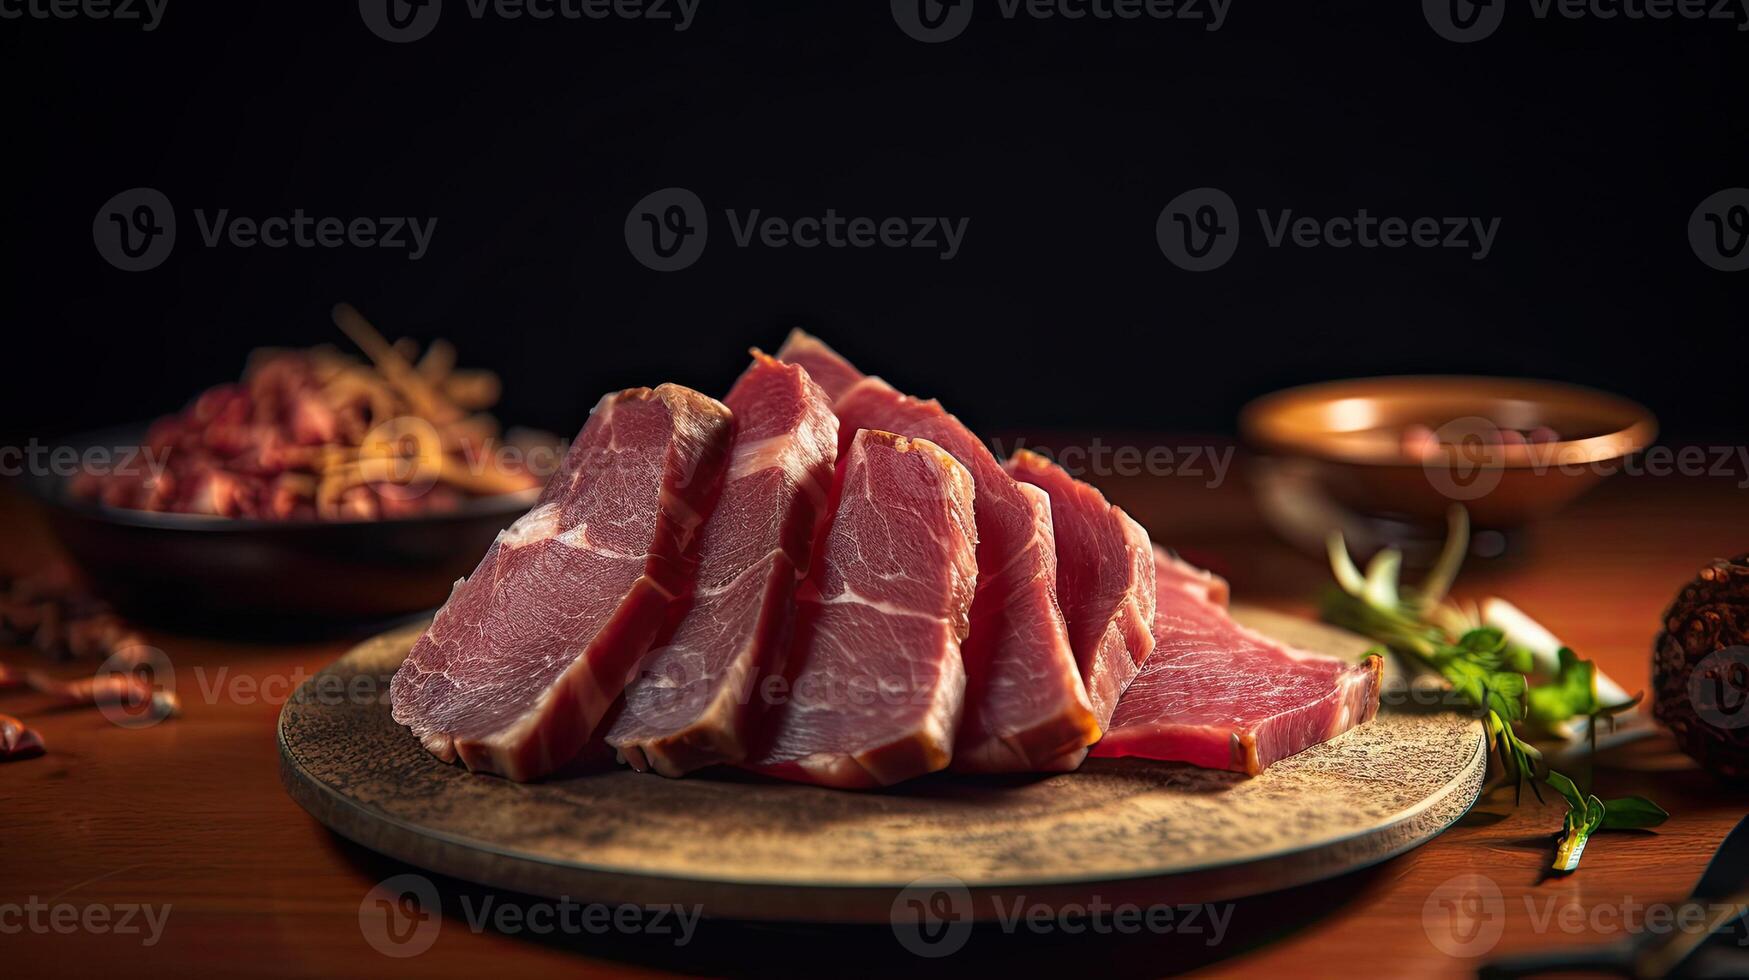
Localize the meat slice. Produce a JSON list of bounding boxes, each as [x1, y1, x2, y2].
[[607, 354, 838, 777], [830, 377, 1097, 773], [746, 428, 978, 788], [390, 384, 732, 781], [1092, 548, 1384, 775], [774, 328, 866, 405], [1005, 450, 1156, 732]]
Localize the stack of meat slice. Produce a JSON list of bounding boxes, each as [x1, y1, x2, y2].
[[606, 354, 838, 776], [1005, 450, 1156, 755], [1091, 547, 1384, 775], [390, 384, 732, 781], [781, 333, 1101, 772], [390, 331, 1384, 786], [745, 428, 979, 788]]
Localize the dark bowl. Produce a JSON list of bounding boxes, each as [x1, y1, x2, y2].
[[19, 426, 537, 635]]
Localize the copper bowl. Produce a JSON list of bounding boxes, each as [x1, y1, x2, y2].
[[1239, 377, 1657, 529]]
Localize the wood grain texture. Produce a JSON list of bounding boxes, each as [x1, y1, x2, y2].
[[5, 465, 1748, 978], [278, 609, 1482, 919]]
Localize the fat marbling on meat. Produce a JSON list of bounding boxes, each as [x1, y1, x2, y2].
[[607, 353, 838, 776], [745, 428, 978, 788], [1005, 449, 1156, 739], [390, 384, 732, 781], [1093, 547, 1383, 775]]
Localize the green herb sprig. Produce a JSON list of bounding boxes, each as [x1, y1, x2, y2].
[[1321, 507, 1666, 872]]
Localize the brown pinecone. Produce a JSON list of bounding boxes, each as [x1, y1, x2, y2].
[[1652, 554, 1749, 780]]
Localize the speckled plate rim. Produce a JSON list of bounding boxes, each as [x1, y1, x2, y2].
[[278, 611, 1487, 918]]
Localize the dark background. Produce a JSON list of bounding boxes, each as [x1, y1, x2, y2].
[[2, 1, 1743, 447]]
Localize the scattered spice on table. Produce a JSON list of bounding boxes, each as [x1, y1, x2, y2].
[[1, 564, 180, 761], [0, 713, 46, 762], [0, 566, 151, 663]]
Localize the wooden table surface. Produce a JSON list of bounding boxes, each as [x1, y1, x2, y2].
[[4, 455, 1747, 979]]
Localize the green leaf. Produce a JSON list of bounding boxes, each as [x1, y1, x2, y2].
[[1545, 770, 1585, 813], [1526, 648, 1602, 726], [1483, 674, 1527, 724], [1503, 644, 1536, 675], [1317, 509, 1667, 875], [1488, 672, 1527, 698], [1457, 627, 1507, 655], [1599, 797, 1669, 830]]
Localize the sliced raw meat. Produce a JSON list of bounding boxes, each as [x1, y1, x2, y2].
[[746, 428, 978, 789], [774, 328, 865, 405], [1005, 450, 1156, 730], [390, 384, 732, 781], [829, 376, 1097, 773], [1153, 548, 1230, 609], [1092, 547, 1383, 775], [607, 354, 838, 776]]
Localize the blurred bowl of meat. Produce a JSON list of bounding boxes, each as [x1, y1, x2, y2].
[[1240, 376, 1656, 541], [17, 306, 556, 632]]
